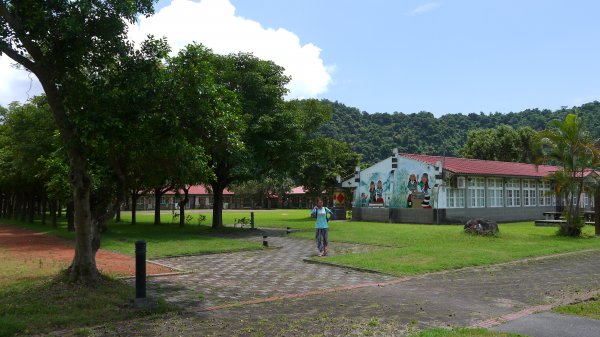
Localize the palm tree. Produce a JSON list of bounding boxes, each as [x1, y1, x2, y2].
[[537, 111, 600, 236]]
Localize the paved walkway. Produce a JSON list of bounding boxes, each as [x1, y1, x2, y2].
[[86, 230, 600, 336], [143, 229, 396, 308]]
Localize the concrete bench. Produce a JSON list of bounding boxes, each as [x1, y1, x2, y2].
[[535, 219, 595, 226]]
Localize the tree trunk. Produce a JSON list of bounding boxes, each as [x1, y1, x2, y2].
[[0, 190, 3, 218], [211, 182, 225, 229], [19, 193, 27, 222], [131, 192, 138, 225], [27, 193, 35, 223], [154, 187, 162, 225], [179, 188, 189, 228], [10, 194, 16, 218], [67, 154, 101, 283], [67, 199, 75, 232], [115, 206, 121, 222], [50, 199, 57, 228], [41, 195, 47, 226], [594, 187, 600, 236]]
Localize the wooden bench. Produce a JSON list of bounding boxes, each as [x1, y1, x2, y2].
[[535, 219, 595, 226]]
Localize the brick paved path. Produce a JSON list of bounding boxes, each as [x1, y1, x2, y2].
[[91, 231, 600, 336], [144, 229, 396, 309]]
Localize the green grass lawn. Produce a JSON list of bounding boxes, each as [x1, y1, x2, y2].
[[2, 209, 599, 336], [553, 297, 600, 320], [408, 328, 528, 337], [0, 248, 172, 337], [119, 208, 315, 230], [289, 216, 600, 276], [2, 213, 264, 258]]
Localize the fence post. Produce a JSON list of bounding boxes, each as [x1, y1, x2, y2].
[[135, 240, 147, 299]]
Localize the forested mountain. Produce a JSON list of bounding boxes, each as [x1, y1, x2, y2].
[[316, 100, 600, 165]]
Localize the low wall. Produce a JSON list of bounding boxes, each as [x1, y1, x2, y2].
[[353, 206, 556, 224], [442, 206, 555, 224]]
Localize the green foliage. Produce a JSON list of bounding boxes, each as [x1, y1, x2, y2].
[[233, 217, 250, 227], [316, 100, 600, 165], [296, 137, 361, 197], [537, 111, 600, 236], [462, 125, 536, 163]]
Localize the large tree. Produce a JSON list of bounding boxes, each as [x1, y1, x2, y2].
[[170, 45, 314, 228], [0, 0, 156, 283], [296, 137, 361, 200], [461, 125, 536, 163], [537, 112, 600, 236]]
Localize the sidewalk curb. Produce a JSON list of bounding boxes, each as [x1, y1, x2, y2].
[[472, 289, 600, 328]]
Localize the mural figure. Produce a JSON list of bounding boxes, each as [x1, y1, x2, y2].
[[369, 181, 376, 202], [419, 173, 432, 208], [376, 180, 384, 203], [407, 174, 418, 207], [360, 192, 368, 206]]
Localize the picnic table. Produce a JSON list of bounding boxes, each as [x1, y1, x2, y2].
[[542, 211, 562, 220], [583, 211, 595, 222]]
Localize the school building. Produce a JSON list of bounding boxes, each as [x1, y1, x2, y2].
[[342, 150, 598, 224]]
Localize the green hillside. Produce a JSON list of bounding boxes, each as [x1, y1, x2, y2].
[[316, 100, 600, 165]]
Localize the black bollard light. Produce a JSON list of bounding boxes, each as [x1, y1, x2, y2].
[[135, 240, 147, 299], [286, 226, 291, 234], [251, 212, 255, 229], [262, 235, 268, 247]]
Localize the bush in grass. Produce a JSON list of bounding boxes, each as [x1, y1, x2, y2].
[[234, 217, 250, 228], [197, 214, 207, 226], [464, 218, 499, 236]]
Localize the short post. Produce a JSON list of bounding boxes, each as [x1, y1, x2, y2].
[[262, 235, 268, 247], [286, 226, 291, 234], [135, 240, 147, 299], [250, 212, 255, 229]]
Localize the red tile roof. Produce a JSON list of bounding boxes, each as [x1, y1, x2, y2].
[[165, 185, 234, 195], [290, 186, 308, 194], [400, 153, 561, 178]]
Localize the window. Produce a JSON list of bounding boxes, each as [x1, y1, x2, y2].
[[446, 188, 465, 208], [487, 178, 504, 207], [522, 179, 537, 206], [538, 181, 552, 206], [506, 179, 521, 207], [469, 177, 485, 208]]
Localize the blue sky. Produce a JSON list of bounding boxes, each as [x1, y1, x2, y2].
[[223, 0, 600, 116], [2, 0, 600, 117]]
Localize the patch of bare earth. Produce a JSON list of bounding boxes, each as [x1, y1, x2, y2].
[[0, 224, 173, 277]]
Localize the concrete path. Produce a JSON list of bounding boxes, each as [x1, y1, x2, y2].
[[83, 230, 600, 336], [144, 229, 396, 309], [493, 312, 600, 337]]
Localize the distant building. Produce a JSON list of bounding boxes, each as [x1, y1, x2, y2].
[[127, 185, 319, 210], [342, 151, 598, 224]]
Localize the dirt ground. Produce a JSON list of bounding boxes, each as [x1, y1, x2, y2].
[[0, 224, 174, 277]]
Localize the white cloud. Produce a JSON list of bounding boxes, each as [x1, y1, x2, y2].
[[410, 2, 440, 16], [0, 57, 44, 107], [0, 0, 332, 106], [129, 0, 332, 98]]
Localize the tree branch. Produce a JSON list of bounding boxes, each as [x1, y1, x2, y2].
[[0, 44, 37, 74], [0, 1, 46, 69]]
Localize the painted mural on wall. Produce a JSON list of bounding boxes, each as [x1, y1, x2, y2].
[[354, 159, 391, 207], [355, 157, 439, 209], [390, 158, 438, 209]]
